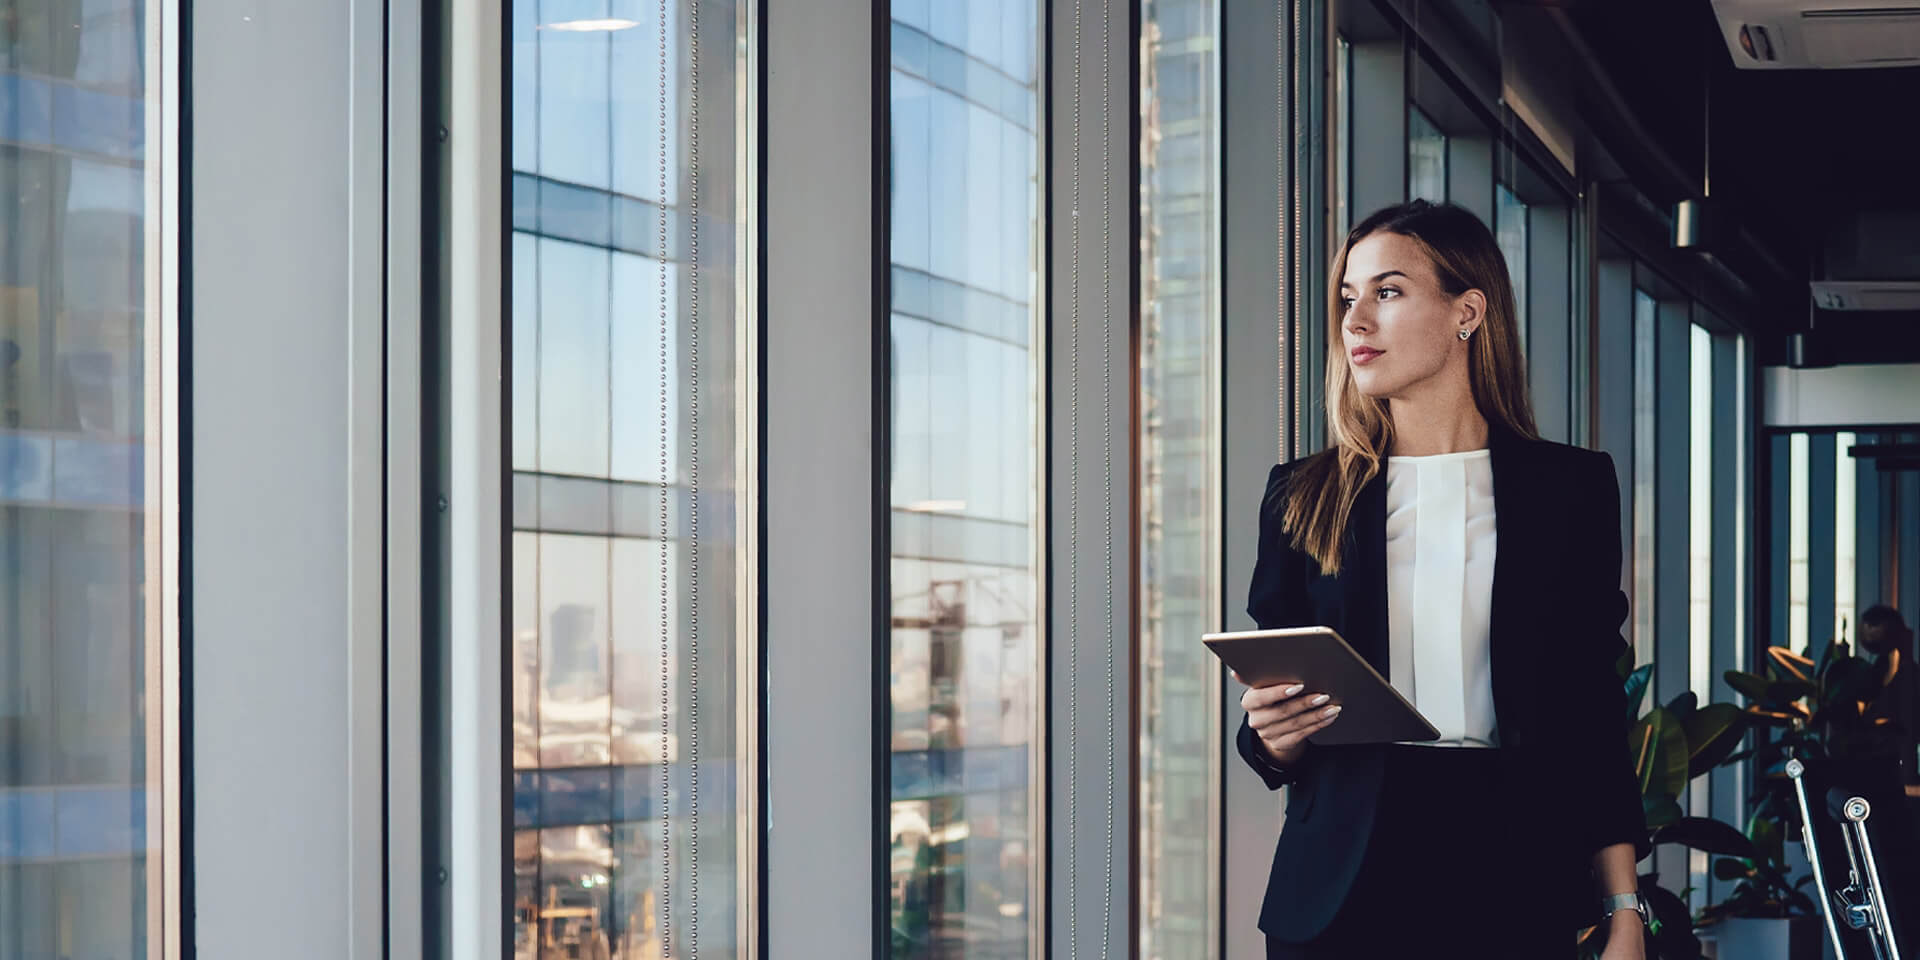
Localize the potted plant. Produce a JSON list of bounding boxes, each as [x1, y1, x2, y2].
[[1695, 638, 1905, 959], [1579, 657, 1754, 960]]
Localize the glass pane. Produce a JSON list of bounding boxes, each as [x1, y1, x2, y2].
[[1836, 430, 1857, 647], [1140, 0, 1221, 957], [1495, 184, 1527, 344], [509, 2, 752, 956], [888, 0, 1043, 954], [1689, 324, 1712, 703], [1631, 289, 1657, 669], [1334, 36, 1351, 236], [1408, 107, 1447, 203], [1, 0, 166, 956], [1789, 433, 1811, 655]]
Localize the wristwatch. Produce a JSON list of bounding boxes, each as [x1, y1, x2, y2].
[[1600, 892, 1651, 926]]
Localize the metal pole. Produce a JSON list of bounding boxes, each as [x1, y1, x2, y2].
[[1843, 798, 1905, 960], [1788, 758, 1853, 959]]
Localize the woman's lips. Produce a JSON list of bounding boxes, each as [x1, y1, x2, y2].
[[1351, 347, 1384, 365]]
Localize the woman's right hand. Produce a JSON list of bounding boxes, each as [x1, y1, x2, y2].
[[1234, 671, 1342, 767]]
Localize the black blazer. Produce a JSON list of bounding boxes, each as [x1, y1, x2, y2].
[[1236, 425, 1649, 940]]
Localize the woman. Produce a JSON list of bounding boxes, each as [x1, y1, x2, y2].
[[1235, 200, 1650, 958]]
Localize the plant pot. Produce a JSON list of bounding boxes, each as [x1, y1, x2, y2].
[[1696, 915, 1825, 960]]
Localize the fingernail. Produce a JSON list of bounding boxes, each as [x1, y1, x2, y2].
[[1323, 705, 1342, 718], [1310, 694, 1330, 707], [1283, 684, 1304, 697]]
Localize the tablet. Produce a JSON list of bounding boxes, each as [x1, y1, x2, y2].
[[1204, 626, 1440, 746]]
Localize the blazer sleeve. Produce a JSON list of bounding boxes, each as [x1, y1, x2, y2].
[[1568, 450, 1652, 863], [1236, 462, 1320, 790]]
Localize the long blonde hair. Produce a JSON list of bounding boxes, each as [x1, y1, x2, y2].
[[1281, 200, 1538, 574]]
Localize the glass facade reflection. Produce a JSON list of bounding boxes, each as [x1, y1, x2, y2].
[[1, 0, 165, 956], [1407, 107, 1446, 204], [887, 1, 1043, 955], [1139, 1, 1221, 957], [1631, 289, 1657, 668], [1494, 183, 1526, 338], [509, 3, 751, 957]]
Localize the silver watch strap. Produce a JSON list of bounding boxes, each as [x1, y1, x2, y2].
[[1600, 892, 1649, 924]]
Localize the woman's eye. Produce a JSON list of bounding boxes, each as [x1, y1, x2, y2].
[[1339, 297, 1356, 310], [1377, 287, 1401, 300]]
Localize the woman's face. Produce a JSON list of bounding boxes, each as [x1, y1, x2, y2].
[[1338, 231, 1479, 400]]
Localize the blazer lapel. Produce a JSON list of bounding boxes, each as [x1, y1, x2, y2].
[[1337, 463, 1390, 674], [1485, 423, 1534, 738]]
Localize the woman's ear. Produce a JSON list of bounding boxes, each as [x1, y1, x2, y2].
[[1455, 288, 1487, 338]]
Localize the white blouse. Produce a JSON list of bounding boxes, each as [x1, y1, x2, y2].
[[1384, 448, 1500, 747]]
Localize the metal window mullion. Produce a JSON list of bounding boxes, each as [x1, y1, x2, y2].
[[1219, 0, 1293, 956], [1050, 0, 1134, 954], [763, 0, 875, 955], [387, 0, 428, 949], [446, 0, 507, 954]]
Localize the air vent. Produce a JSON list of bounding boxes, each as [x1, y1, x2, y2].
[[1810, 280, 1920, 311], [1712, 0, 1920, 68]]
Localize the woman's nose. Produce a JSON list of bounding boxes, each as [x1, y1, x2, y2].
[[1343, 301, 1374, 335]]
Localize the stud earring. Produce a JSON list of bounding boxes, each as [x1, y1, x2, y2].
[[1458, 328, 1472, 341]]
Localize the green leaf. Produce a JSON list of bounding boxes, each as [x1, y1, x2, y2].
[[1625, 664, 1655, 721], [1644, 793, 1684, 829], [1767, 679, 1816, 704], [1643, 884, 1704, 959], [1714, 857, 1751, 881], [1616, 646, 1636, 681], [1767, 646, 1815, 685], [1666, 690, 1699, 720], [1748, 814, 1786, 869], [1743, 705, 1799, 727], [1724, 670, 1771, 703], [1633, 707, 1690, 800], [1683, 704, 1749, 779], [1652, 817, 1759, 859]]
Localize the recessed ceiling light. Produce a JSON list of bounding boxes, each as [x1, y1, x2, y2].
[[539, 18, 640, 32]]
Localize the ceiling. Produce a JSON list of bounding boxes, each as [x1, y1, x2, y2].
[[1556, 0, 1920, 361]]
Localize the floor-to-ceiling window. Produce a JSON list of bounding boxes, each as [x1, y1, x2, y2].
[[1631, 288, 1658, 667], [1139, 1, 1221, 956], [1407, 106, 1446, 203], [0, 0, 175, 955], [887, 2, 1044, 955], [507, 4, 754, 957], [1494, 183, 1527, 341], [1835, 430, 1858, 645], [1689, 324, 1713, 702]]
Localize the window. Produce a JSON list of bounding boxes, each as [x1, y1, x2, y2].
[[888, 2, 1044, 954], [1140, 0, 1222, 956], [0, 0, 175, 956], [1689, 325, 1712, 702], [1495, 184, 1527, 340], [1631, 289, 1657, 667], [1407, 107, 1446, 203], [1836, 431, 1857, 647], [507, 5, 754, 957], [1334, 35, 1352, 236], [1789, 433, 1811, 655]]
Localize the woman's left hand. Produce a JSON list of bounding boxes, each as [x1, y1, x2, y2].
[[1598, 912, 1647, 960]]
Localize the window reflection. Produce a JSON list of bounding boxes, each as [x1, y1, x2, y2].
[[1495, 184, 1527, 339], [1408, 107, 1447, 203], [1140, 1, 1221, 957], [509, 1, 750, 956], [1, 0, 165, 956], [888, 1, 1043, 955], [1631, 289, 1657, 668]]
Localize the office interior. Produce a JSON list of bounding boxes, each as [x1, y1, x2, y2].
[[4, 0, 1920, 957]]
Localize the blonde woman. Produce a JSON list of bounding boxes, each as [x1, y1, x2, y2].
[[1236, 200, 1650, 958]]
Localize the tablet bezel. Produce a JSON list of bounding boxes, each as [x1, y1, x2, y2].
[[1206, 625, 1441, 745]]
